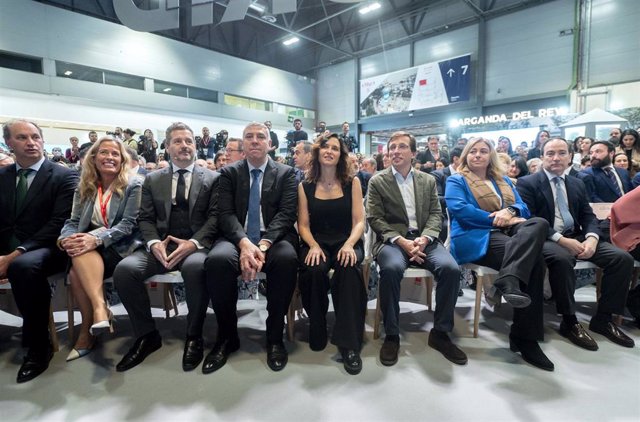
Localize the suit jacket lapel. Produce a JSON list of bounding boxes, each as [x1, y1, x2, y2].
[[413, 171, 425, 227], [189, 166, 204, 217], [538, 173, 555, 220], [2, 165, 16, 217], [161, 167, 173, 221], [596, 168, 618, 196], [20, 161, 51, 214], [238, 161, 250, 225], [383, 168, 409, 224], [107, 190, 124, 227]]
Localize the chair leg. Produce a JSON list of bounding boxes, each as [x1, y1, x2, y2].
[[49, 303, 59, 353], [473, 275, 483, 338], [425, 277, 433, 311], [66, 284, 75, 345], [169, 284, 179, 317], [374, 287, 382, 340]]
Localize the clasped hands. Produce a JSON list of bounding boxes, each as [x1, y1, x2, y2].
[[489, 208, 526, 228], [398, 236, 430, 265], [60, 233, 99, 258], [238, 238, 265, 281], [151, 235, 197, 270], [558, 236, 597, 260]]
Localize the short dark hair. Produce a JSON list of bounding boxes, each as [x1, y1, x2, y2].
[[449, 147, 463, 160], [541, 137, 572, 154], [590, 140, 615, 153], [165, 122, 194, 143], [293, 118, 302, 124], [387, 131, 417, 152]]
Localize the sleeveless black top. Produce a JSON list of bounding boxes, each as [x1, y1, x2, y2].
[[302, 180, 353, 248]]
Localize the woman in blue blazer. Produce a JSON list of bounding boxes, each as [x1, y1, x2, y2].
[[58, 137, 143, 361], [445, 137, 553, 371]]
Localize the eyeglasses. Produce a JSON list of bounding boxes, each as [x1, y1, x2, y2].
[[226, 149, 243, 152]]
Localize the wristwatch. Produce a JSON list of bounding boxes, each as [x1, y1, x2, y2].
[[94, 235, 103, 247], [506, 206, 518, 216], [259, 243, 269, 253]]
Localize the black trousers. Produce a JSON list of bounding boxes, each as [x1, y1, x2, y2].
[[7, 247, 67, 350], [473, 218, 548, 341], [543, 239, 633, 317], [205, 239, 298, 345], [113, 248, 210, 338], [298, 242, 366, 351]]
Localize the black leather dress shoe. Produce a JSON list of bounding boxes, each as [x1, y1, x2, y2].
[[589, 319, 635, 348], [492, 278, 531, 308], [428, 329, 468, 365], [202, 338, 240, 374], [182, 337, 204, 371], [379, 339, 399, 366], [509, 334, 554, 371], [17, 346, 54, 383], [340, 348, 362, 375], [266, 343, 288, 372], [116, 330, 162, 372], [559, 321, 598, 351]]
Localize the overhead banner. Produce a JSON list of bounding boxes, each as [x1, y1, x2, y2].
[[359, 54, 471, 118]]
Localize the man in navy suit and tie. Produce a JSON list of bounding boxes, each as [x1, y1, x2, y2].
[[0, 120, 78, 382], [517, 137, 634, 350], [204, 122, 298, 373], [580, 140, 632, 242]]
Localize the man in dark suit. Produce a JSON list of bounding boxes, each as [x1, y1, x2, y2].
[[580, 140, 632, 242], [416, 135, 449, 173], [517, 137, 634, 350], [113, 122, 220, 372], [204, 122, 298, 373], [581, 141, 632, 203], [366, 131, 465, 367], [0, 120, 77, 383]]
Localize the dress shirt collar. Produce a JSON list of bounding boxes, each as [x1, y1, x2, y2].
[[172, 163, 195, 174], [543, 168, 564, 182], [391, 165, 414, 181], [248, 159, 268, 174], [16, 156, 45, 172]]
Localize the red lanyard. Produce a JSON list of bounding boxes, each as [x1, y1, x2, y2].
[[98, 185, 113, 228]]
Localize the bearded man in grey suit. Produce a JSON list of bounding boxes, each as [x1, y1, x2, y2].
[[367, 131, 466, 367], [113, 122, 219, 372]]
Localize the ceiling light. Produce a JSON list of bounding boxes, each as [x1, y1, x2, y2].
[[359, 2, 381, 15], [64, 70, 73, 76], [249, 2, 266, 14], [283, 37, 299, 46], [163, 87, 172, 92]]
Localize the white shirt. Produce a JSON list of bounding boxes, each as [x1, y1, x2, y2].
[[15, 156, 45, 189], [171, 163, 195, 205]]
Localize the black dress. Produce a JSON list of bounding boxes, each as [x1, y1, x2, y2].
[[299, 180, 367, 351]]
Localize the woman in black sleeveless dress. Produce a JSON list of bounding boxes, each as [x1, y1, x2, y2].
[[297, 133, 366, 375]]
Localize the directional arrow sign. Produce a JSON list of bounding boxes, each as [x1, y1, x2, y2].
[[438, 54, 471, 103]]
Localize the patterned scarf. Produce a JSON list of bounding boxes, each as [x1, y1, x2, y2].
[[458, 167, 515, 212]]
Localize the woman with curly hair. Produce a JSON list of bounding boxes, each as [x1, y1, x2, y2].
[[297, 133, 366, 374], [58, 137, 143, 361]]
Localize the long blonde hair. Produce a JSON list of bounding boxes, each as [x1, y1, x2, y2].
[[79, 137, 130, 202], [458, 138, 505, 180]]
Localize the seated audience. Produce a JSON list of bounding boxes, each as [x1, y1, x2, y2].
[[113, 122, 219, 373], [518, 137, 634, 350], [507, 156, 529, 182], [1, 120, 77, 383], [205, 122, 298, 373], [367, 131, 466, 367], [615, 129, 640, 177], [446, 137, 552, 370], [58, 137, 143, 361], [297, 133, 366, 374]]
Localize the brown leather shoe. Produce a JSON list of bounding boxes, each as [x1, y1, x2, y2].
[[379, 338, 399, 366], [559, 321, 598, 351]]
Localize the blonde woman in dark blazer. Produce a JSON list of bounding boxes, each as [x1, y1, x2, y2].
[[59, 137, 143, 361]]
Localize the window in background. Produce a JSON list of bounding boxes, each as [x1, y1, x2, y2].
[[0, 51, 43, 74]]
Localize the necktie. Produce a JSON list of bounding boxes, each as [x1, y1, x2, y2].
[[176, 169, 188, 207], [553, 177, 574, 234], [10, 168, 32, 250], [15, 168, 32, 212], [604, 167, 623, 198], [247, 169, 262, 244]]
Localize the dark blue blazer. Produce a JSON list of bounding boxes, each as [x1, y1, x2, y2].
[[580, 166, 632, 203], [516, 171, 600, 239]]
